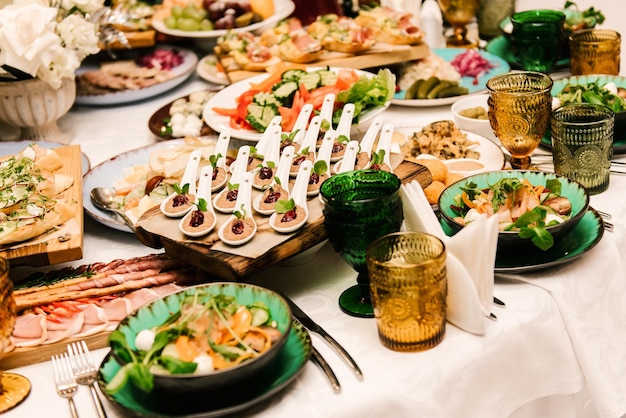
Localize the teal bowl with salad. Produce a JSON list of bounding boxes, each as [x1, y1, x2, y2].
[[438, 170, 590, 253], [103, 282, 292, 397], [549, 74, 626, 151]]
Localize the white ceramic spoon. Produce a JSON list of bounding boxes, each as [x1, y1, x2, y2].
[[291, 103, 313, 139], [270, 159, 311, 233], [335, 116, 384, 173], [253, 145, 294, 216], [333, 140, 360, 174], [211, 129, 231, 192], [253, 125, 282, 190], [308, 129, 335, 198], [213, 145, 249, 213], [330, 103, 355, 162], [367, 123, 394, 170], [218, 171, 257, 246], [316, 93, 335, 148], [255, 115, 282, 158], [179, 165, 217, 237], [289, 115, 320, 178], [160, 149, 202, 218]]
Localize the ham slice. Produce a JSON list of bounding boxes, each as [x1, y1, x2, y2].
[[74, 303, 109, 338], [44, 309, 84, 344], [12, 313, 48, 347]]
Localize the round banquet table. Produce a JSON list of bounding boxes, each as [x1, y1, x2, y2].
[[3, 1, 626, 415]]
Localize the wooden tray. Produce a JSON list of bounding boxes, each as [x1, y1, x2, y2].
[[134, 160, 432, 281], [1, 145, 84, 267], [220, 43, 430, 83]]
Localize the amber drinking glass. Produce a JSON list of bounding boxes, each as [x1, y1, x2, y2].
[[437, 0, 480, 47], [551, 103, 614, 195], [367, 232, 447, 352], [487, 71, 553, 169], [320, 170, 403, 318], [569, 29, 621, 76], [0, 253, 31, 413]]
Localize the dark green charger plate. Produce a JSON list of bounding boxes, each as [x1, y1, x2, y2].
[[485, 35, 570, 70], [441, 208, 604, 273], [97, 321, 312, 418]]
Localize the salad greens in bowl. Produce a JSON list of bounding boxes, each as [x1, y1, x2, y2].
[[551, 74, 626, 143], [438, 170, 590, 252], [104, 282, 292, 396]]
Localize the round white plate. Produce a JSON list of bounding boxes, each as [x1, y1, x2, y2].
[[0, 140, 91, 176], [83, 140, 190, 232], [75, 46, 198, 106], [203, 67, 391, 141], [392, 48, 510, 108], [394, 126, 506, 172], [151, 0, 295, 39], [196, 54, 230, 85]]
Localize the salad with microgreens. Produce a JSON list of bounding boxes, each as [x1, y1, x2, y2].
[[555, 79, 626, 113], [105, 291, 281, 394], [450, 177, 573, 250]]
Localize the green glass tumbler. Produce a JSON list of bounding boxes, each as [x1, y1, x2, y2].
[[320, 170, 404, 317], [510, 9, 566, 73], [551, 103, 615, 195]]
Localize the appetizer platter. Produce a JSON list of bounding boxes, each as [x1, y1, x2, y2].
[[0, 141, 91, 175], [212, 9, 429, 83], [0, 144, 84, 267], [75, 46, 198, 106], [203, 66, 395, 141], [392, 48, 510, 107], [148, 90, 219, 140]]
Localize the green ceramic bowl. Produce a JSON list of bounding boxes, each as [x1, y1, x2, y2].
[[109, 282, 292, 395], [438, 170, 590, 252]]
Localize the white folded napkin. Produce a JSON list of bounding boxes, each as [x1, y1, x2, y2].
[[401, 181, 499, 335]]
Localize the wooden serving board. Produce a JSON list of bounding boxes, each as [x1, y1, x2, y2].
[[221, 43, 430, 83], [1, 145, 84, 267], [134, 160, 432, 281]]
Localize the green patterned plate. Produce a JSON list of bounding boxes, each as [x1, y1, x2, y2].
[[98, 320, 312, 417], [441, 208, 604, 273]]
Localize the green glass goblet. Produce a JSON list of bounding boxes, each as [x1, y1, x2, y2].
[[320, 170, 404, 317]]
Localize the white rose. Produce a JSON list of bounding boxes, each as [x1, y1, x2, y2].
[[37, 45, 80, 89], [0, 4, 60, 76], [56, 14, 100, 59], [60, 0, 104, 14]]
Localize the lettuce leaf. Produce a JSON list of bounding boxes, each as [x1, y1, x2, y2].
[[333, 68, 396, 125]]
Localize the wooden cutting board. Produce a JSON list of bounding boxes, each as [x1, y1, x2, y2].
[[220, 43, 430, 83], [134, 160, 432, 281], [0, 145, 84, 267]]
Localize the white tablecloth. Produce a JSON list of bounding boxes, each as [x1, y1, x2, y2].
[[4, 0, 626, 412]]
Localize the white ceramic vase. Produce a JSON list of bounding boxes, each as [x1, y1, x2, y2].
[[0, 77, 75, 143]]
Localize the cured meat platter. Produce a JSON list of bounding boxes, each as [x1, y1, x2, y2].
[[134, 159, 432, 280], [0, 145, 84, 267]]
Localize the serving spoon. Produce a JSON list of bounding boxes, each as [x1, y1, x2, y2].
[[330, 103, 355, 162], [90, 187, 135, 232], [179, 165, 217, 237], [218, 171, 257, 246], [270, 159, 311, 233], [210, 129, 231, 192], [213, 145, 249, 213], [160, 149, 202, 218], [253, 145, 294, 216]]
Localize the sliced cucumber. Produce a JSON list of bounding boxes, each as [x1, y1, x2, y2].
[[272, 80, 299, 106], [250, 306, 270, 326], [299, 72, 321, 91], [317, 69, 338, 86], [281, 69, 307, 81], [246, 104, 279, 132]]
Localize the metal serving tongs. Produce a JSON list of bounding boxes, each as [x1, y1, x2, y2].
[[281, 293, 363, 390]]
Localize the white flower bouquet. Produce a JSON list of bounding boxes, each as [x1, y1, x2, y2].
[[0, 0, 104, 89]]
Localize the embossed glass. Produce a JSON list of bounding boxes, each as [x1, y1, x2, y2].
[[487, 71, 553, 169], [367, 232, 447, 352], [320, 170, 403, 318], [569, 29, 621, 76], [437, 0, 480, 47], [551, 103, 614, 195], [510, 9, 566, 73]]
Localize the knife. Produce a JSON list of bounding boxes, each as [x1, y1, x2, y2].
[[282, 294, 363, 379]]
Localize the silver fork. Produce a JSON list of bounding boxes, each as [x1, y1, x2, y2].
[[68, 341, 108, 418], [52, 353, 79, 418]]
